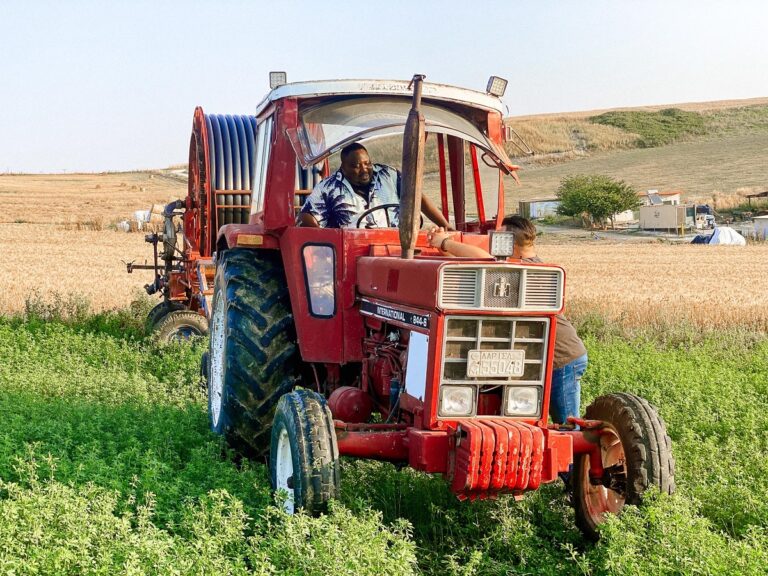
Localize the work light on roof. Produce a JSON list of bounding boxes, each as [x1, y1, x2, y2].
[[486, 76, 508, 97], [269, 71, 287, 89]]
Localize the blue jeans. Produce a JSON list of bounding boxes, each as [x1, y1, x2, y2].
[[550, 353, 588, 425]]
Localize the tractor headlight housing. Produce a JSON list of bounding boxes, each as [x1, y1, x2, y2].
[[504, 386, 540, 417], [439, 386, 475, 417]]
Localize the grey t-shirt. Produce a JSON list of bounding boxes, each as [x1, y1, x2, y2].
[[523, 256, 587, 369]]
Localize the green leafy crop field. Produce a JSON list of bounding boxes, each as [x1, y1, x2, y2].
[[1, 303, 766, 575]]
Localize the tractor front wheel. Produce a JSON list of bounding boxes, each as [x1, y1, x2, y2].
[[270, 389, 340, 514], [572, 393, 675, 541]]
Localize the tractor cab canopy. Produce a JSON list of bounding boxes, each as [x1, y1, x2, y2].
[[285, 94, 515, 174], [251, 79, 519, 233]]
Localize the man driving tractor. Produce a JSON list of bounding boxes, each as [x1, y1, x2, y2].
[[298, 143, 450, 229]]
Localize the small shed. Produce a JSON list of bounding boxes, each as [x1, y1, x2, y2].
[[639, 204, 695, 230], [519, 199, 560, 219]]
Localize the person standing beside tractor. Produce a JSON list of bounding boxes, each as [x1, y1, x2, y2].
[[298, 143, 450, 229], [426, 215, 588, 427]]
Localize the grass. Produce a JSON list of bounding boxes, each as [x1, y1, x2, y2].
[[0, 296, 766, 574], [509, 132, 768, 203], [503, 102, 768, 206], [590, 108, 707, 148]]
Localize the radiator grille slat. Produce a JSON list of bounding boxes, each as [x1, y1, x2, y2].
[[523, 270, 560, 309], [441, 269, 478, 307]]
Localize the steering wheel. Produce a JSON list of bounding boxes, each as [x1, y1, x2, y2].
[[355, 202, 424, 229]]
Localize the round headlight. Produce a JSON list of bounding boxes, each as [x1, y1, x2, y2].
[[440, 386, 474, 417], [505, 387, 539, 416]]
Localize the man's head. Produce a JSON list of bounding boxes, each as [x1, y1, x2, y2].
[[502, 215, 537, 254], [340, 143, 373, 189]]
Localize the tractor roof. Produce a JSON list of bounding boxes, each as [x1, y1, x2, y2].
[[254, 79, 507, 117]]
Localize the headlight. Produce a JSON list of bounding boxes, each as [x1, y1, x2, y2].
[[489, 231, 516, 258], [439, 386, 475, 417], [504, 387, 540, 416]]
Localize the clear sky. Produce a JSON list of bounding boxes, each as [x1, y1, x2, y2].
[[1, 0, 766, 173]]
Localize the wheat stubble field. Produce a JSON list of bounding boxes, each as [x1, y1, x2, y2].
[[2, 171, 767, 330]]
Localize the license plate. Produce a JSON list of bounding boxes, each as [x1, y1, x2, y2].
[[466, 349, 525, 378]]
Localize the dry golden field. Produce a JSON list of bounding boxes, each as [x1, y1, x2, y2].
[[1, 171, 186, 313], [3, 167, 767, 330], [0, 223, 158, 313], [1, 171, 186, 226], [537, 241, 768, 331], [3, 170, 768, 331]]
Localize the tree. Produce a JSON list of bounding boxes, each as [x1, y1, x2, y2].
[[556, 174, 640, 229]]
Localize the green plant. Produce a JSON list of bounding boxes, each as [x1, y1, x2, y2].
[[0, 309, 767, 575], [590, 108, 707, 147], [556, 174, 640, 228]]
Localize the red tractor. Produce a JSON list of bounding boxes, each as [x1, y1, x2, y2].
[[188, 73, 672, 540]]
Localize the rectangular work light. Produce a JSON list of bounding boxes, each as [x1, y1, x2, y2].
[[269, 71, 287, 89], [486, 76, 508, 97], [489, 230, 516, 258]]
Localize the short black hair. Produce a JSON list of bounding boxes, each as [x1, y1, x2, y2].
[[501, 214, 537, 247], [340, 142, 368, 163]]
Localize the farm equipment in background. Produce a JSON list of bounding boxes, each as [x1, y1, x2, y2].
[[127, 112, 259, 341], [178, 73, 673, 540]]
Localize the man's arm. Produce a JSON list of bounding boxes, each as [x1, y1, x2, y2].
[[420, 195, 452, 229], [426, 227, 492, 258], [299, 212, 320, 227]]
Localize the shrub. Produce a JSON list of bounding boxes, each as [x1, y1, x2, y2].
[[556, 174, 639, 228]]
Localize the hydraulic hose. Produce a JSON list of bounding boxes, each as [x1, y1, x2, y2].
[[204, 114, 258, 227]]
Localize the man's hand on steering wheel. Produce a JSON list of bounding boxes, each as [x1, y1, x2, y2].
[[355, 203, 424, 229]]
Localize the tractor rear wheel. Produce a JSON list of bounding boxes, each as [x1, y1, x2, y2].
[[207, 249, 297, 456], [154, 310, 209, 343], [572, 393, 675, 541], [270, 389, 340, 514]]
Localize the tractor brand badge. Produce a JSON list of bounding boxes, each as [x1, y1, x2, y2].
[[360, 300, 430, 330], [493, 276, 512, 298]]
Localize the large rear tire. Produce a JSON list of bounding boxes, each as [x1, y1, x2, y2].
[[207, 249, 297, 456], [573, 393, 675, 541], [270, 389, 340, 514]]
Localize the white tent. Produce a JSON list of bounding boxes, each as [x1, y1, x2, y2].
[[708, 226, 746, 246]]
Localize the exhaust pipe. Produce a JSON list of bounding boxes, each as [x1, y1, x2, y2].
[[399, 74, 426, 260]]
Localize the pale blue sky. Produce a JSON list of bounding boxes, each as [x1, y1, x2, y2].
[[1, 0, 766, 173]]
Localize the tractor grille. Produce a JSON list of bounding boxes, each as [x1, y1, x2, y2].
[[440, 316, 549, 418], [439, 265, 562, 312]]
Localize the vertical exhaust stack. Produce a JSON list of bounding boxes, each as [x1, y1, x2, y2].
[[399, 74, 426, 259]]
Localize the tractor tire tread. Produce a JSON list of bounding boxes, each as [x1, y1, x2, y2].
[[208, 249, 298, 457], [272, 390, 339, 512], [574, 392, 675, 540]]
